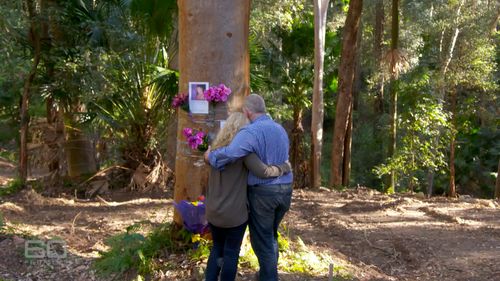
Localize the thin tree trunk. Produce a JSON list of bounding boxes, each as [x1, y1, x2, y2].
[[386, 0, 399, 193], [291, 105, 305, 188], [19, 0, 41, 185], [428, 0, 464, 196], [174, 0, 250, 225], [489, 7, 500, 35], [330, 0, 363, 187], [311, 0, 330, 189], [449, 87, 457, 197], [495, 158, 500, 199], [342, 103, 353, 187], [373, 0, 384, 114]]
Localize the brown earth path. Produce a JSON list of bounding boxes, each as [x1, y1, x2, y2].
[[0, 185, 499, 281]]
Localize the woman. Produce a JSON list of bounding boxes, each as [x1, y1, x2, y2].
[[195, 85, 205, 100], [204, 112, 290, 281]]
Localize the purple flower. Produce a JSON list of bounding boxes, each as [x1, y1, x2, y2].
[[183, 127, 193, 138], [183, 127, 208, 151], [203, 84, 232, 103], [172, 93, 188, 108]]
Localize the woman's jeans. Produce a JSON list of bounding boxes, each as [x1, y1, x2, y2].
[[248, 184, 292, 281], [205, 222, 247, 281]]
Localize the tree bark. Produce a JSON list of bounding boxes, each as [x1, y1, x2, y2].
[[386, 0, 399, 193], [495, 158, 500, 199], [342, 103, 353, 187], [174, 0, 250, 224], [19, 0, 42, 185], [342, 19, 363, 188], [291, 105, 305, 188], [330, 0, 363, 187], [310, 0, 330, 189], [449, 87, 457, 197], [65, 124, 97, 178], [373, 0, 385, 114]]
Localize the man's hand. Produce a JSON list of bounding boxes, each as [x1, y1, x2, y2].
[[203, 146, 211, 164]]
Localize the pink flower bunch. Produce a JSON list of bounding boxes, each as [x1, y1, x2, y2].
[[183, 127, 209, 151], [172, 93, 188, 109], [203, 84, 232, 103]]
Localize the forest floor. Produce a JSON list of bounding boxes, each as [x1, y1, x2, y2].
[[0, 159, 499, 281]]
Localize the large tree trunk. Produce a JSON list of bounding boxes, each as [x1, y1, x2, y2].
[[174, 0, 250, 225], [65, 124, 96, 178], [19, 0, 41, 185], [342, 19, 363, 188], [373, 0, 385, 114], [310, 0, 330, 189], [449, 87, 457, 197], [329, 0, 363, 187], [385, 0, 399, 193]]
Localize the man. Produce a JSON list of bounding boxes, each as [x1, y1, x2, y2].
[[205, 94, 293, 281]]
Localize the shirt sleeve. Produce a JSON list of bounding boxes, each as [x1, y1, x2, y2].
[[208, 128, 256, 170], [243, 153, 283, 178]]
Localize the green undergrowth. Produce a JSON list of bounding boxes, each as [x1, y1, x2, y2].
[[95, 221, 352, 280], [94, 221, 208, 277], [0, 178, 22, 197], [240, 227, 351, 279], [0, 212, 4, 232]]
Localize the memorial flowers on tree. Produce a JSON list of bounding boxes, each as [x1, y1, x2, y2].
[[173, 195, 208, 235], [172, 93, 188, 111], [203, 83, 232, 103], [183, 127, 209, 152]]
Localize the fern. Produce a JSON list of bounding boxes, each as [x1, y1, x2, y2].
[[94, 222, 183, 277]]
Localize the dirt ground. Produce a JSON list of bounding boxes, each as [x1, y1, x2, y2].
[[1, 169, 499, 281]]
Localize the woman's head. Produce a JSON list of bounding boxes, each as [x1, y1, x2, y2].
[[211, 112, 249, 150]]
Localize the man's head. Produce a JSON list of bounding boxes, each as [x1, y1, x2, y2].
[[243, 94, 266, 121]]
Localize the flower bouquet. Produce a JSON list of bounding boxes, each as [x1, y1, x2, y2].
[[183, 127, 209, 152], [203, 83, 232, 103], [173, 195, 208, 235], [172, 93, 189, 111]]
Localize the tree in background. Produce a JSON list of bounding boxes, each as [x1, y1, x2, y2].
[[330, 0, 363, 188], [19, 0, 42, 184], [310, 0, 330, 189], [385, 0, 401, 193]]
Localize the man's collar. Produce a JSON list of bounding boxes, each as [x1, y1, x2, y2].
[[251, 114, 269, 123]]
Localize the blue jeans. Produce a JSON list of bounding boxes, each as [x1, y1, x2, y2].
[[248, 184, 292, 281], [205, 222, 247, 281]]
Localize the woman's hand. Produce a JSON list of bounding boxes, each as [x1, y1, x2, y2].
[[203, 146, 212, 164]]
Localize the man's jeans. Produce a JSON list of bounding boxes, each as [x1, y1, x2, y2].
[[205, 222, 247, 281], [248, 184, 292, 281]]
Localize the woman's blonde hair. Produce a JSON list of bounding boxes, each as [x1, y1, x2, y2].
[[211, 111, 249, 150]]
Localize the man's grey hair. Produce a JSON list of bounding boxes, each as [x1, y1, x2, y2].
[[244, 94, 266, 114]]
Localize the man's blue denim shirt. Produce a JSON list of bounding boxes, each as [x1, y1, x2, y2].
[[208, 114, 293, 186]]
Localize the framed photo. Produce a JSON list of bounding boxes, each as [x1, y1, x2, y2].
[[188, 82, 209, 114]]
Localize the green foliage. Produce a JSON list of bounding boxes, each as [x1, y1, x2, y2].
[[0, 212, 4, 231], [240, 228, 350, 279], [449, 127, 499, 197], [95, 222, 182, 276], [0, 178, 22, 196], [129, 0, 177, 40], [187, 234, 212, 261], [0, 149, 16, 163], [374, 71, 451, 191]]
